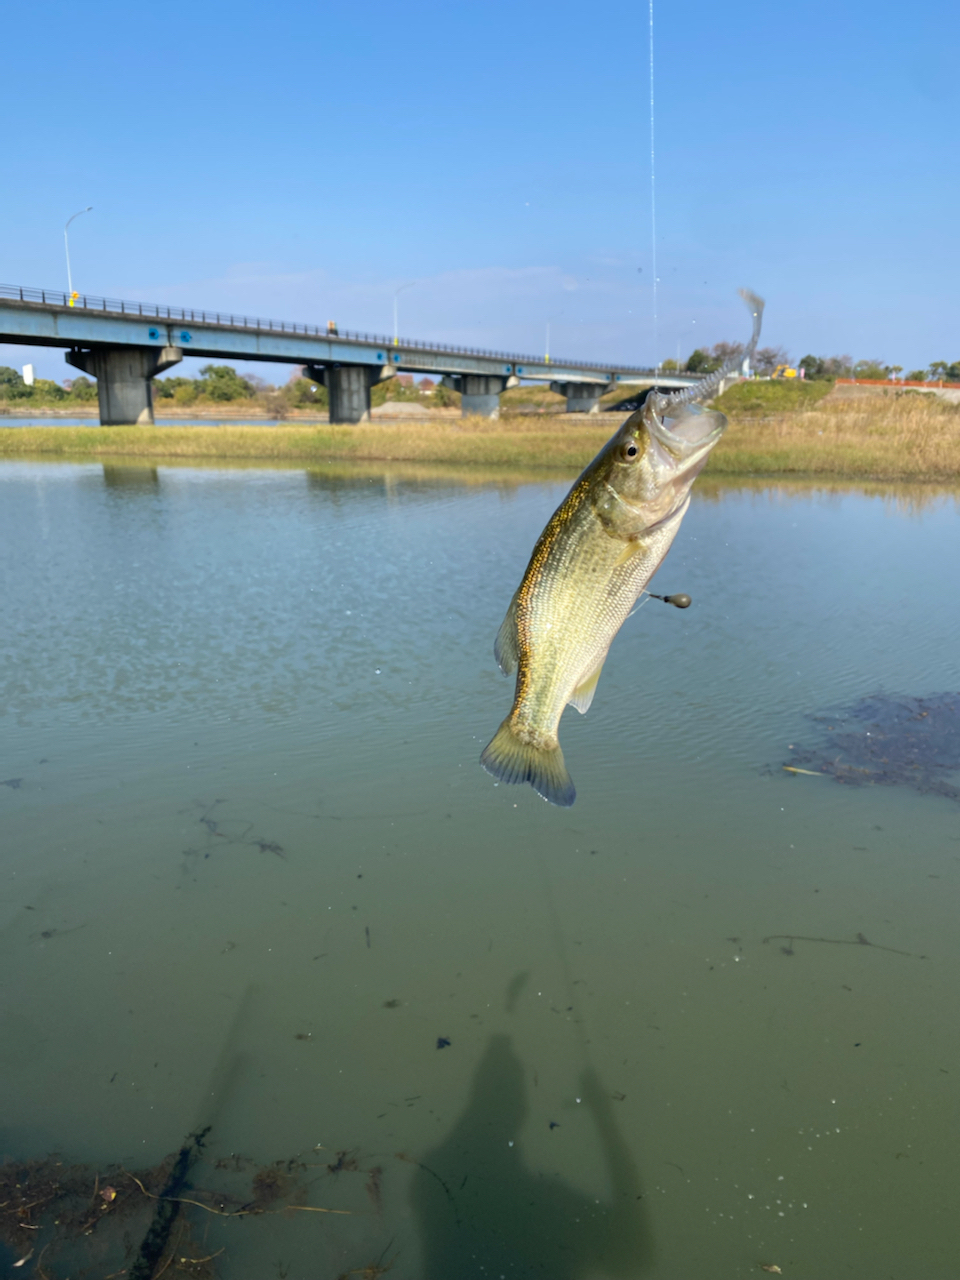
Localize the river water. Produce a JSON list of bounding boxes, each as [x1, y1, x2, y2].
[[1, 460, 958, 1279]]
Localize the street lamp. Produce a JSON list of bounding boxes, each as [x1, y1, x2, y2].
[[64, 206, 93, 298], [393, 282, 416, 346]]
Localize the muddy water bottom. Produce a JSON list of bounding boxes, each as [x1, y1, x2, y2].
[[1, 462, 959, 1279]]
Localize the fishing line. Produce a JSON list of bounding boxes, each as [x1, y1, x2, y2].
[[648, 0, 658, 368], [627, 589, 691, 620]]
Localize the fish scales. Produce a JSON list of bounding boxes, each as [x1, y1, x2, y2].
[[481, 289, 764, 806]]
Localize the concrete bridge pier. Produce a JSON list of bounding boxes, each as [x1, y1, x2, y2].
[[66, 345, 183, 425], [550, 380, 607, 414], [306, 363, 382, 423], [442, 374, 507, 418]]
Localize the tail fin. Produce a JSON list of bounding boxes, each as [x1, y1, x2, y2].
[[480, 719, 576, 807]]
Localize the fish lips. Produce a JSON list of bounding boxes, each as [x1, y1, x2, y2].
[[644, 403, 727, 479]]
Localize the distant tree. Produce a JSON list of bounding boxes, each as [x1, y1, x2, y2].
[[154, 375, 195, 400], [69, 375, 98, 401], [0, 366, 31, 398], [888, 366, 903, 380], [930, 360, 960, 382], [710, 341, 745, 366], [285, 377, 328, 408], [905, 369, 929, 382], [433, 383, 461, 408], [820, 355, 853, 378], [32, 378, 66, 401], [683, 342, 747, 376], [197, 364, 254, 402], [753, 346, 789, 376], [799, 354, 854, 381], [659, 358, 679, 372], [174, 382, 198, 406], [853, 359, 891, 381], [684, 348, 714, 374]]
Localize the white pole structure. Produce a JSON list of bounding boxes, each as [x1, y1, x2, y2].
[[545, 323, 550, 364], [64, 207, 93, 296], [393, 282, 416, 346]]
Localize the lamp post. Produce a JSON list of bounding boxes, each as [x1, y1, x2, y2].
[[393, 282, 416, 346], [64, 207, 93, 298]]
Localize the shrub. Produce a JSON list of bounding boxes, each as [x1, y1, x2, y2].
[[197, 364, 254, 401]]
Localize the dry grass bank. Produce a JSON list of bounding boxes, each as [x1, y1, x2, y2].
[[0, 416, 616, 470], [2, 392, 959, 480], [710, 390, 960, 480]]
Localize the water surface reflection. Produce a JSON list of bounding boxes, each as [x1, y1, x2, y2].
[[1, 459, 959, 1279]]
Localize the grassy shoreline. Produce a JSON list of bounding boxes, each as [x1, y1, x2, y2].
[[1, 392, 958, 481]]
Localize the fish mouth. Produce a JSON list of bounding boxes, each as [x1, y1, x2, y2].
[[647, 402, 726, 457]]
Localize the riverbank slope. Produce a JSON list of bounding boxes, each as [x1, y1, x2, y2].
[[1, 390, 957, 480]]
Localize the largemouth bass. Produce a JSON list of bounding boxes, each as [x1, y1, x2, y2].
[[481, 289, 764, 806]]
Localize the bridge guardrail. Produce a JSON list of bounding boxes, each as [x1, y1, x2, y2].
[[0, 282, 659, 377]]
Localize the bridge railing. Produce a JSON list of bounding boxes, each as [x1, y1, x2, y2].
[[0, 282, 658, 377]]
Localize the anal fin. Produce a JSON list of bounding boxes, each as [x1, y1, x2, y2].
[[568, 656, 606, 715]]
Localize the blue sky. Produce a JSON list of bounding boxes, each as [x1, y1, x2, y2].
[[2, 0, 956, 383]]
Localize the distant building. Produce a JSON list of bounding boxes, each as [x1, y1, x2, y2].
[[397, 374, 414, 387], [418, 377, 436, 391]]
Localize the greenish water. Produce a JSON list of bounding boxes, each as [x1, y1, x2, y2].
[[1, 460, 959, 1279]]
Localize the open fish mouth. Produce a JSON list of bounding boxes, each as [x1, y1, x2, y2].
[[649, 402, 725, 454], [643, 403, 726, 476]]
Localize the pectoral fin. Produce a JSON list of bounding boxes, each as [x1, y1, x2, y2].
[[613, 539, 644, 567], [494, 591, 520, 675], [568, 656, 606, 715]]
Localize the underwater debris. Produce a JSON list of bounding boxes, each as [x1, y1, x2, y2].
[[762, 933, 925, 959], [365, 1166, 383, 1213], [1, 1137, 351, 1280], [181, 799, 287, 867], [129, 1127, 210, 1280], [784, 692, 960, 801]]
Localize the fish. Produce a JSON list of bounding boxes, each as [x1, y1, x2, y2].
[[480, 289, 764, 806]]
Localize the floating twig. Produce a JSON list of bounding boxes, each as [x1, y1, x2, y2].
[[762, 933, 924, 959], [125, 1170, 350, 1216]]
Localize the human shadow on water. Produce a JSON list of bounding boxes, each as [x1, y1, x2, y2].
[[410, 1034, 652, 1279]]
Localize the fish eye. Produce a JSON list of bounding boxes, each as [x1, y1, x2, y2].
[[622, 442, 639, 459]]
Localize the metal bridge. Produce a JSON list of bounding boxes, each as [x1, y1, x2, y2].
[[0, 283, 699, 425]]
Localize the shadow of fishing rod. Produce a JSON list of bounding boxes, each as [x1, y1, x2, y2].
[[128, 986, 255, 1280]]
